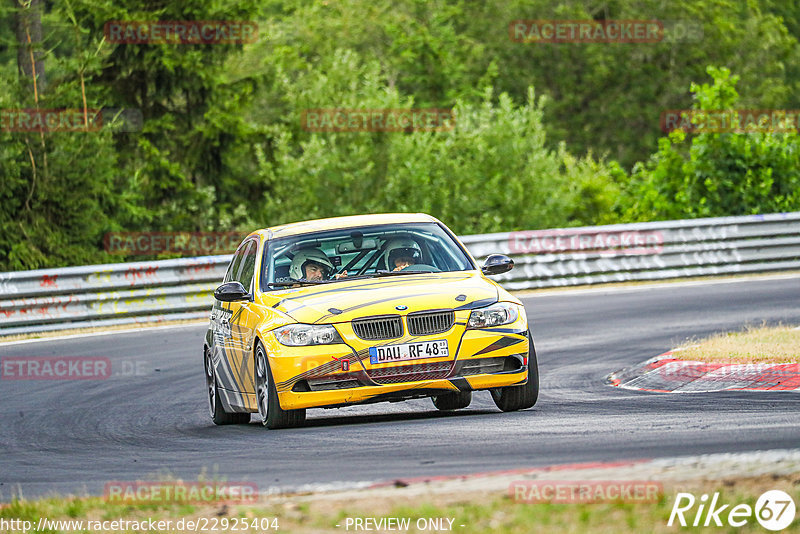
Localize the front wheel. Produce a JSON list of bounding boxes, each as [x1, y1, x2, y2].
[[255, 342, 306, 429], [205, 349, 250, 425], [490, 332, 539, 412]]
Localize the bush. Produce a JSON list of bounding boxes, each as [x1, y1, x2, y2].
[[252, 51, 621, 235], [621, 66, 800, 222]]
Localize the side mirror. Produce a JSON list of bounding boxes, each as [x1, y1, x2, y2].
[[481, 254, 514, 276], [214, 281, 251, 302]]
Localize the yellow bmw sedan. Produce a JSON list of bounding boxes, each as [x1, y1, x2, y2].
[[204, 213, 538, 429]]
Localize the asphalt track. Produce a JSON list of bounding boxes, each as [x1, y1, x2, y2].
[[2, 276, 800, 500]]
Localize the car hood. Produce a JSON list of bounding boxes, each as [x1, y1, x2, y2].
[[268, 271, 499, 324]]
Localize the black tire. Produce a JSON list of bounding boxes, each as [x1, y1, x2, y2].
[[205, 349, 250, 425], [432, 391, 472, 410], [490, 331, 539, 412], [255, 342, 306, 429]]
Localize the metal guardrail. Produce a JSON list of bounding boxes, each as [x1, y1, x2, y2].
[[0, 257, 230, 336], [1, 212, 799, 336], [463, 211, 800, 290]]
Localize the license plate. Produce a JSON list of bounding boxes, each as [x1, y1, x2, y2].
[[369, 340, 449, 364]]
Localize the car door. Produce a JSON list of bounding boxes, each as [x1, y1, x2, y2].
[[226, 238, 259, 405], [211, 240, 252, 400]]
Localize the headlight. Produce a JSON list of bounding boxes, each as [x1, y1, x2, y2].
[[274, 324, 343, 346], [467, 302, 519, 329]]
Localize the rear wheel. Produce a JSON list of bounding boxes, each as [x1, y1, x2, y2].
[[490, 332, 539, 412], [255, 342, 306, 429], [432, 391, 472, 410], [205, 349, 250, 425]]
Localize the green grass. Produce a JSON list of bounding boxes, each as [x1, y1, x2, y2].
[[675, 324, 800, 363], [3, 479, 798, 533]]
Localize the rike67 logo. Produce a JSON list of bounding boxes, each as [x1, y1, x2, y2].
[[669, 490, 796, 531]]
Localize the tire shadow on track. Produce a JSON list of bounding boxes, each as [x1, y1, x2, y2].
[[274, 408, 502, 429], [195, 408, 507, 432]]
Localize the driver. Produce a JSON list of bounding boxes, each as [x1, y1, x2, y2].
[[383, 238, 422, 271], [289, 248, 347, 281]]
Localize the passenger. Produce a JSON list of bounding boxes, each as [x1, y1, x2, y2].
[[383, 238, 423, 271]]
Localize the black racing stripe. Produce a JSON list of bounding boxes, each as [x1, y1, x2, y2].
[[275, 357, 354, 391], [277, 274, 466, 301], [217, 387, 242, 413], [228, 307, 253, 390], [449, 377, 472, 392], [217, 342, 249, 394], [474, 336, 525, 356], [472, 328, 528, 335], [274, 299, 310, 315], [214, 345, 236, 391], [273, 337, 403, 391], [454, 297, 497, 311], [313, 291, 442, 323]]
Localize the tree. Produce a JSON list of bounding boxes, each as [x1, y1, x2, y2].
[[11, 0, 46, 94], [621, 66, 800, 221], [250, 47, 621, 234]]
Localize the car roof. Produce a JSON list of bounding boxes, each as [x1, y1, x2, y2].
[[250, 213, 440, 240]]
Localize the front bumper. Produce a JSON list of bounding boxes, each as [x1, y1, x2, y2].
[[277, 369, 529, 410], [262, 309, 530, 410]]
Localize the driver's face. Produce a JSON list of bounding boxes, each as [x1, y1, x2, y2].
[[393, 256, 414, 271], [304, 263, 326, 280]]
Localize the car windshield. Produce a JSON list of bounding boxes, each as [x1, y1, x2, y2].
[[261, 222, 475, 291]]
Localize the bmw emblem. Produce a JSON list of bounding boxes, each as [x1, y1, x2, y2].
[[395, 305, 408, 311]]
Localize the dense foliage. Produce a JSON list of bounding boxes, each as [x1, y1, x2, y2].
[[1, 0, 800, 270], [622, 67, 800, 220]]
